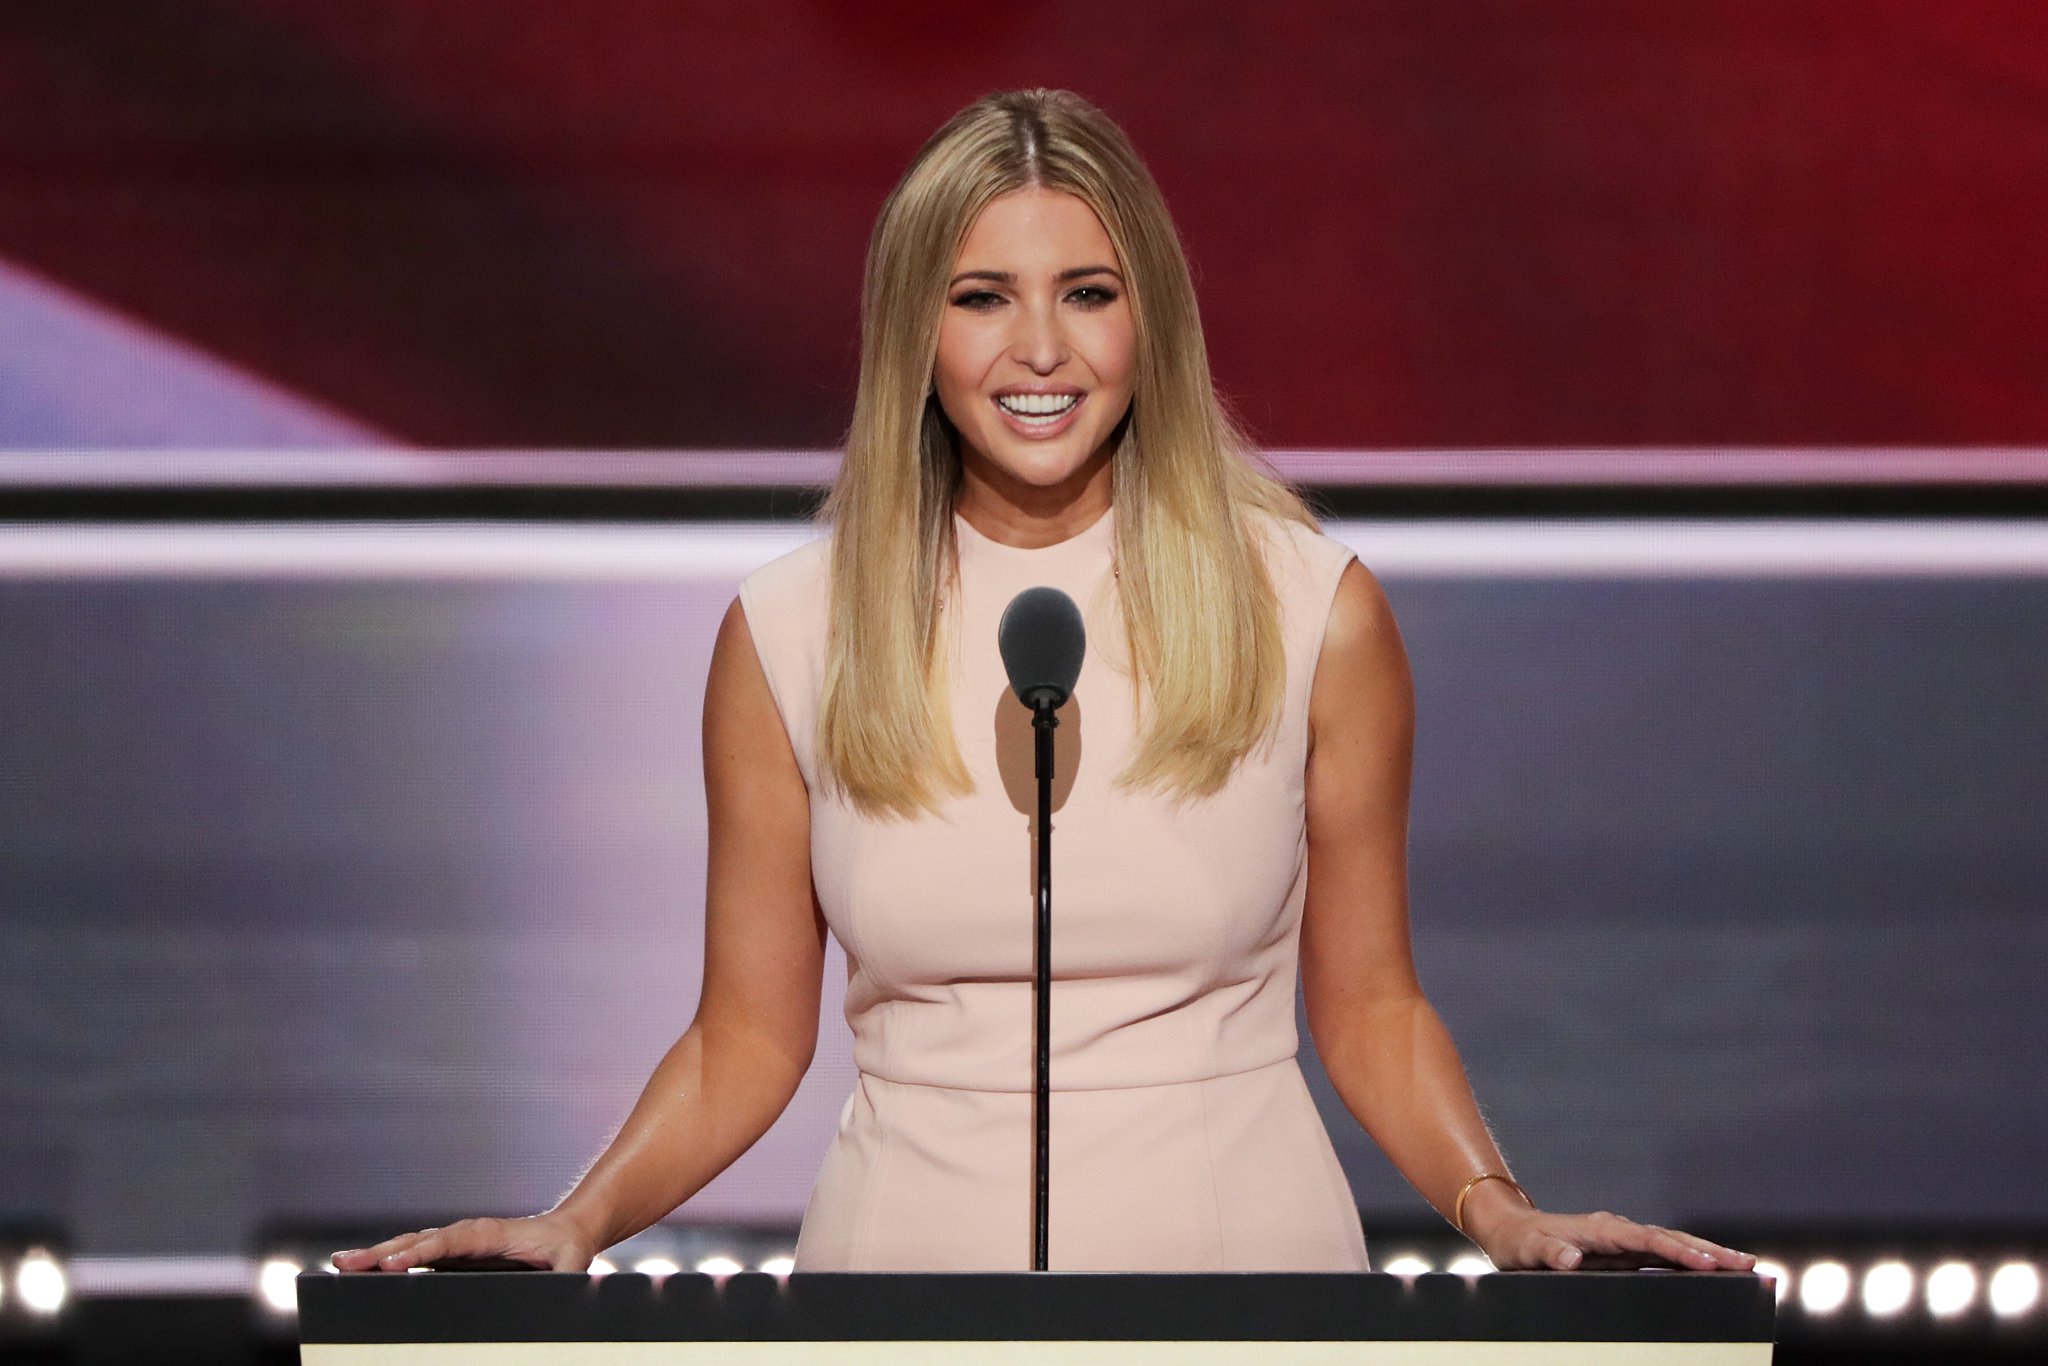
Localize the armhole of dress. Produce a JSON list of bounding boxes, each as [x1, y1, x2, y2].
[[735, 575, 804, 780], [1300, 539, 1361, 749]]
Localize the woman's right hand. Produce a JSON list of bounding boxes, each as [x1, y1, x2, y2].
[[330, 1211, 600, 1273]]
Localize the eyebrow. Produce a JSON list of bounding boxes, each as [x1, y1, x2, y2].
[[947, 265, 1125, 287]]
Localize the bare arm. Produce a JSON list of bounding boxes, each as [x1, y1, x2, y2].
[[1301, 561, 1752, 1272], [334, 596, 824, 1271]]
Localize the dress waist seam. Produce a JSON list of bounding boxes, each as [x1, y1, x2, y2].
[[854, 1054, 1298, 1094]]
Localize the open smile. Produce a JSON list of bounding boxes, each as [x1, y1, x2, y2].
[[991, 391, 1084, 437]]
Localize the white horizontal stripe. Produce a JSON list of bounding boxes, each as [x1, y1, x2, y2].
[[1, 520, 2047, 579], [0, 449, 840, 488], [2, 447, 2046, 488], [0, 523, 819, 579], [1326, 520, 2048, 577], [297, 1342, 1771, 1365], [69, 1255, 256, 1296], [1273, 447, 2048, 486]]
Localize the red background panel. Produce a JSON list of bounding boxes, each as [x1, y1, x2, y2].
[[1, 0, 2043, 447]]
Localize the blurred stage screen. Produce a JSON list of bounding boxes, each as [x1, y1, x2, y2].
[[2, 470, 2043, 1258]]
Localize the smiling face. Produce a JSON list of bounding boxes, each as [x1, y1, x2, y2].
[[934, 186, 1137, 532]]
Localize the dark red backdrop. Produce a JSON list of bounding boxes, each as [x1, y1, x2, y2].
[[2, 0, 2044, 448]]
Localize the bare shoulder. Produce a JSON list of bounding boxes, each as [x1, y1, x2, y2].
[[707, 594, 763, 699], [1311, 561, 1413, 737], [704, 595, 803, 791]]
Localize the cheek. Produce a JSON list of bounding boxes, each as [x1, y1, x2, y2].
[[1084, 315, 1138, 393], [933, 319, 996, 399]]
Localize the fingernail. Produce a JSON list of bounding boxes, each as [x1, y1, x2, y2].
[[1561, 1249, 1582, 1269]]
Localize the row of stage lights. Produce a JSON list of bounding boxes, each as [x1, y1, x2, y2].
[[14, 1219, 2048, 1347], [1373, 1245, 2043, 1329], [256, 1222, 803, 1318], [257, 1247, 801, 1313], [1752, 1256, 2040, 1321]]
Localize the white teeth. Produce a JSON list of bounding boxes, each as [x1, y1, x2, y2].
[[997, 393, 1080, 418]]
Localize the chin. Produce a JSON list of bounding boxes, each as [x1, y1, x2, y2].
[[980, 433, 1107, 486], [994, 454, 1095, 490]]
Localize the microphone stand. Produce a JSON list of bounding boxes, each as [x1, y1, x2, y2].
[[1031, 699, 1057, 1272]]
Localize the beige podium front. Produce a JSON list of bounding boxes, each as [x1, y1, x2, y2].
[[298, 1269, 1776, 1364]]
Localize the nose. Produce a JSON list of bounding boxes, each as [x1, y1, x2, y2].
[[1009, 298, 1068, 375]]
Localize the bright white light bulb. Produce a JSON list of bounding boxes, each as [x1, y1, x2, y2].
[[1381, 1254, 1432, 1276], [1989, 1262, 2040, 1318], [1799, 1261, 1850, 1315], [695, 1255, 744, 1277], [1751, 1259, 1791, 1305], [633, 1257, 681, 1278], [588, 1257, 617, 1276], [258, 1259, 302, 1314], [1925, 1261, 1976, 1317], [17, 1253, 67, 1316], [759, 1255, 796, 1277], [1861, 1261, 1912, 1316], [1446, 1254, 1492, 1277]]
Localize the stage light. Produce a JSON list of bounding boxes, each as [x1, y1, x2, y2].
[[1381, 1254, 1431, 1276], [15, 1249, 67, 1316], [1798, 1260, 1850, 1315], [694, 1255, 743, 1277], [1860, 1261, 1912, 1317], [1988, 1261, 2040, 1318], [258, 1259, 302, 1314], [759, 1255, 796, 1277], [1925, 1261, 1976, 1317], [632, 1257, 681, 1278], [588, 1257, 617, 1276], [1445, 1255, 1492, 1277], [1751, 1259, 1790, 1305]]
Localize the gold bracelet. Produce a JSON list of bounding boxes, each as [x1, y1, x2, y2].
[[1453, 1172, 1532, 1234]]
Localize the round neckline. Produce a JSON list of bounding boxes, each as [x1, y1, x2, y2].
[[954, 501, 1115, 558]]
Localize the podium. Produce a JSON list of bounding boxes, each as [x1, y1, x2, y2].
[[297, 1269, 1776, 1363]]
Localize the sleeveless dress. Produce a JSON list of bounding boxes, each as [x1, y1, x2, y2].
[[737, 501, 1367, 1271]]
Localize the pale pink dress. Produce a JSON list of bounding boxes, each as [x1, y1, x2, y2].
[[737, 502, 1368, 1271]]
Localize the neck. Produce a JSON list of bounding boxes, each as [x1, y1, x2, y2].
[[954, 449, 1114, 549]]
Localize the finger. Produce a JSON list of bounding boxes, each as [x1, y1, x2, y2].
[[335, 1229, 437, 1272], [1663, 1229, 1757, 1271], [418, 1219, 526, 1271], [1560, 1214, 1683, 1270], [1638, 1224, 1723, 1270], [1589, 1220, 1726, 1272], [382, 1221, 493, 1272], [1535, 1237, 1583, 1271]]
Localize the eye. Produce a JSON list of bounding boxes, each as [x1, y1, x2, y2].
[[1067, 284, 1120, 307], [951, 289, 1004, 310]]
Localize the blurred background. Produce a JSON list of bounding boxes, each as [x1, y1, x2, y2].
[[2, 2, 2045, 1362]]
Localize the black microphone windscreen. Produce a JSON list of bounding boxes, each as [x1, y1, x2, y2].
[[998, 587, 1086, 710]]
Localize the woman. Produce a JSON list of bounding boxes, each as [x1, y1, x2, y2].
[[335, 89, 1753, 1276]]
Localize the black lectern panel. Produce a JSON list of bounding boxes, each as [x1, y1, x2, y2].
[[299, 1271, 1774, 1364]]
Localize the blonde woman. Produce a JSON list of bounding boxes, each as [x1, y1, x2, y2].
[[336, 89, 1754, 1276]]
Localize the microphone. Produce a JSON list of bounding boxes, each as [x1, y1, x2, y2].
[[998, 587, 1086, 713], [997, 586, 1085, 1273]]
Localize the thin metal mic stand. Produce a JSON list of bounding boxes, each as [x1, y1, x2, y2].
[[999, 582, 1083, 1274], [1031, 699, 1057, 1272]]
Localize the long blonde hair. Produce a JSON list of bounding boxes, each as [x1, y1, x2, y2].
[[818, 88, 1316, 819]]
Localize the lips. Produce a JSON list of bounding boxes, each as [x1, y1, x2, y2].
[[990, 391, 1084, 438]]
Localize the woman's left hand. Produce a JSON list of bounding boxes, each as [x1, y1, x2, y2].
[[1470, 1205, 1757, 1272]]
